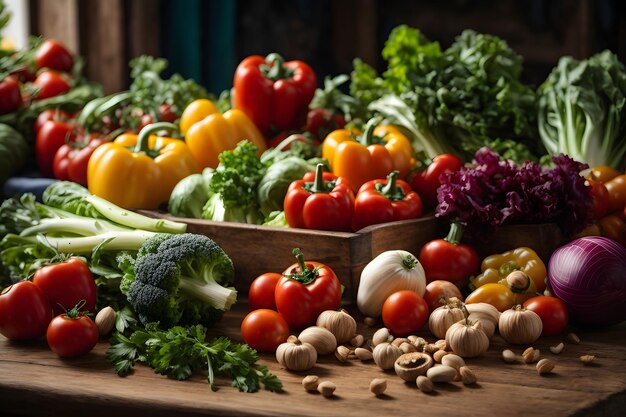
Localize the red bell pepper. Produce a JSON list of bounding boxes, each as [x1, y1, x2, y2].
[[352, 170, 423, 231], [283, 163, 354, 232], [275, 248, 342, 329], [53, 134, 106, 186], [233, 53, 317, 136]]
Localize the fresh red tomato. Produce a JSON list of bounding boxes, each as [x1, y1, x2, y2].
[[158, 103, 178, 123], [382, 290, 429, 336], [410, 154, 463, 208], [35, 120, 75, 177], [35, 39, 74, 72], [240, 309, 290, 352], [34, 108, 74, 134], [523, 296, 569, 337], [33, 70, 71, 100], [587, 179, 610, 220], [422, 280, 464, 312], [305, 108, 346, 140], [0, 77, 23, 115], [418, 225, 479, 284], [33, 257, 97, 316], [53, 135, 105, 185], [248, 272, 281, 311], [46, 310, 99, 357], [0, 281, 53, 340], [275, 249, 342, 330]]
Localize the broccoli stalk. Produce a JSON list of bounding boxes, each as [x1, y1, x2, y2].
[[127, 233, 237, 328]]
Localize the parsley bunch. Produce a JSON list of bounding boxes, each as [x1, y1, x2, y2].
[[106, 323, 282, 393]]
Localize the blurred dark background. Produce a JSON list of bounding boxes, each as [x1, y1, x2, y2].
[[29, 0, 626, 94]]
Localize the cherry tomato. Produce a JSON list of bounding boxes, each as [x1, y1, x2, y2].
[[418, 233, 479, 284], [523, 296, 569, 337], [33, 257, 97, 316], [248, 272, 281, 311], [604, 174, 626, 214], [240, 309, 290, 352], [47, 311, 99, 357], [598, 214, 626, 247], [305, 107, 346, 140], [0, 281, 53, 340], [33, 70, 71, 100], [158, 103, 178, 123], [275, 250, 342, 330], [0, 77, 23, 115], [410, 154, 463, 208], [422, 280, 464, 312], [587, 179, 610, 220], [382, 290, 429, 336], [34, 108, 74, 134], [35, 120, 75, 177], [35, 39, 74, 72]]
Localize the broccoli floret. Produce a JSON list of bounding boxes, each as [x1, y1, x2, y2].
[[117, 251, 137, 295], [127, 233, 237, 328]]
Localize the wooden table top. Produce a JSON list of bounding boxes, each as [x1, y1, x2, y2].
[[1, 303, 625, 417]]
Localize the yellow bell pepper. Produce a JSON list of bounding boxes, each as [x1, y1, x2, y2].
[[87, 122, 200, 209], [180, 99, 267, 169], [321, 118, 414, 192], [469, 247, 547, 293]]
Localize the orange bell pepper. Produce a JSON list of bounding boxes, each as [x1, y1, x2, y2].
[[180, 99, 267, 169], [321, 118, 414, 192], [87, 122, 199, 209]]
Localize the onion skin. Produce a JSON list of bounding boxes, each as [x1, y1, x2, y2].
[[547, 236, 626, 327]]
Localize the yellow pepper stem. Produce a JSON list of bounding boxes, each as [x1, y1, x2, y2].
[[134, 122, 179, 155]]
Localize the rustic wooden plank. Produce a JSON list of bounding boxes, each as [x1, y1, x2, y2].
[[34, 0, 79, 52], [0, 303, 624, 417], [127, 0, 161, 59]]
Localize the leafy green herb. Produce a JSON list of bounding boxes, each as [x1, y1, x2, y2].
[[106, 323, 282, 393]]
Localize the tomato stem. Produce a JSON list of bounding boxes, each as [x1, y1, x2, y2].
[[284, 248, 318, 285]]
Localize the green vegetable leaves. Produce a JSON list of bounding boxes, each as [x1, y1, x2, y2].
[[538, 50, 626, 169], [106, 323, 282, 393]]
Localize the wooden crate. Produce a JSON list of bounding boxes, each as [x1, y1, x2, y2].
[[141, 212, 442, 300]]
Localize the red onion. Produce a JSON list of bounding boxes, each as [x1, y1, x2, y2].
[[547, 236, 626, 327]]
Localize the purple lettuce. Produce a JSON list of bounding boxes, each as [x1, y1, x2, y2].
[[436, 148, 593, 238]]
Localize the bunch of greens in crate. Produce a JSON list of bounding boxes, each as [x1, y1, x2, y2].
[[351, 25, 541, 163], [538, 50, 626, 170]]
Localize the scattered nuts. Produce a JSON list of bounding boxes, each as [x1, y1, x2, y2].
[[536, 358, 555, 375], [354, 347, 373, 361], [502, 349, 517, 363], [580, 355, 595, 365], [372, 328, 393, 346], [550, 342, 565, 355], [372, 342, 402, 370], [441, 353, 466, 370], [369, 378, 387, 396], [364, 317, 377, 327], [335, 345, 351, 362], [318, 381, 336, 398], [394, 352, 434, 381], [460, 366, 477, 385], [408, 335, 427, 351], [434, 339, 448, 351], [302, 375, 319, 391], [426, 365, 457, 383], [433, 349, 448, 363], [522, 347, 540, 364], [95, 306, 116, 336], [424, 343, 440, 354], [416, 375, 434, 393], [399, 342, 417, 354], [350, 334, 365, 347], [392, 337, 411, 347], [567, 332, 581, 344]]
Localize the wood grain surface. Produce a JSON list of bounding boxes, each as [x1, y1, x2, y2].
[[0, 302, 624, 417]]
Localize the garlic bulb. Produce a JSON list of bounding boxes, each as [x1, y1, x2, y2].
[[276, 338, 317, 371], [298, 326, 337, 355], [372, 342, 402, 370], [467, 313, 496, 339], [357, 250, 426, 317], [445, 320, 490, 358], [316, 309, 357, 344], [428, 301, 466, 339], [498, 305, 543, 345], [465, 302, 501, 327]]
